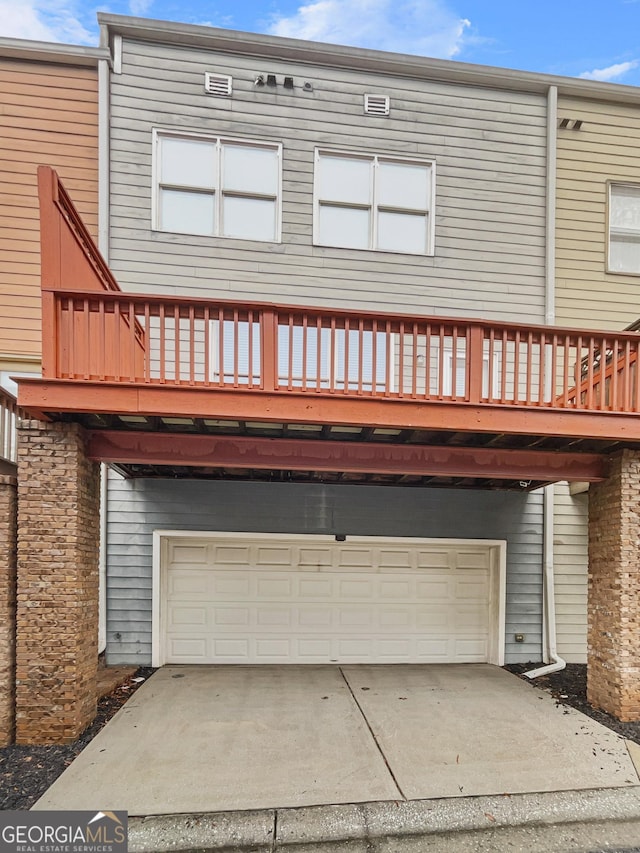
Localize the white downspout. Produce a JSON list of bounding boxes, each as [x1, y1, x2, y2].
[[98, 465, 108, 655], [525, 484, 565, 678], [525, 84, 565, 679], [97, 52, 110, 656]]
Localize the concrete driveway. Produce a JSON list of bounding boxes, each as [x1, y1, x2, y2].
[[34, 664, 640, 817]]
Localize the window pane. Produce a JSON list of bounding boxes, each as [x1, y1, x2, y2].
[[610, 185, 640, 233], [222, 196, 276, 241], [378, 161, 430, 210], [223, 145, 278, 196], [160, 137, 216, 188], [610, 235, 640, 273], [159, 188, 215, 236], [318, 155, 371, 204], [377, 211, 427, 254], [318, 204, 370, 249]]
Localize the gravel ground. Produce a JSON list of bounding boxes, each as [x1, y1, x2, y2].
[[0, 667, 155, 811], [506, 662, 640, 745], [2, 663, 638, 812]]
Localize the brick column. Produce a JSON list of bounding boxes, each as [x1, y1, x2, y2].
[[16, 420, 100, 744], [0, 473, 17, 746], [588, 449, 640, 721]]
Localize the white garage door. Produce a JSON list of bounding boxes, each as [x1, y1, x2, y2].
[[157, 534, 504, 666]]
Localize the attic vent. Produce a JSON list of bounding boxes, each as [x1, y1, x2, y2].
[[364, 94, 390, 116], [205, 72, 232, 97]]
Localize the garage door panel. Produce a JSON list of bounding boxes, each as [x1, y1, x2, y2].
[[455, 577, 490, 599], [214, 545, 252, 564], [298, 577, 333, 597], [212, 575, 252, 597], [169, 543, 209, 564], [162, 536, 497, 665], [416, 550, 451, 569], [376, 549, 414, 569], [168, 637, 207, 660], [415, 579, 451, 599], [299, 547, 334, 568], [168, 571, 210, 596], [456, 550, 491, 570], [256, 546, 295, 566], [168, 606, 207, 627]]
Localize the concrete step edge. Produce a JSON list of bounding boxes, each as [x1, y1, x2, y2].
[[128, 786, 640, 852]]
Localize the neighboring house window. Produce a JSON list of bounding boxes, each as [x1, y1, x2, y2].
[[210, 321, 388, 391], [154, 131, 281, 242], [609, 183, 640, 274], [314, 149, 435, 255], [441, 347, 497, 399]]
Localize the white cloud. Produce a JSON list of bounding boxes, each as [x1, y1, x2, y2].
[[0, 0, 94, 43], [268, 0, 471, 58], [579, 59, 639, 82], [129, 0, 153, 16]]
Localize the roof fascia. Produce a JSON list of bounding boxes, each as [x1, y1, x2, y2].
[[0, 37, 109, 67], [97, 13, 640, 105]]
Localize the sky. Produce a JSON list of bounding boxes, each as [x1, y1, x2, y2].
[[2, 0, 640, 88]]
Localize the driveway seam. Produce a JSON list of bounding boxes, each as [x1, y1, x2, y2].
[[271, 809, 277, 852], [338, 666, 406, 801]]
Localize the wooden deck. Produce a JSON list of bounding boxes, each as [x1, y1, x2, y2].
[[16, 166, 640, 489]]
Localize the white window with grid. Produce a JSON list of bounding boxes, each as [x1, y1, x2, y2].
[[314, 149, 435, 255], [153, 130, 281, 242], [609, 183, 640, 274]]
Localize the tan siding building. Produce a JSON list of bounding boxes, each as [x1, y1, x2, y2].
[[554, 93, 640, 663], [556, 95, 640, 330], [0, 41, 105, 382]]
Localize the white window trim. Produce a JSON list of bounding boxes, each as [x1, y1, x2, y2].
[[152, 127, 283, 243], [312, 148, 436, 256], [607, 180, 640, 276]]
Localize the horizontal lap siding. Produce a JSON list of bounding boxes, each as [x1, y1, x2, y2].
[[553, 96, 634, 663], [0, 59, 99, 363], [109, 40, 547, 322], [553, 483, 588, 663], [556, 95, 640, 330], [106, 474, 543, 665]]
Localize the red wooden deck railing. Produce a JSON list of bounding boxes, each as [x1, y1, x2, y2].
[[33, 166, 640, 423], [0, 386, 25, 464], [42, 290, 640, 414]]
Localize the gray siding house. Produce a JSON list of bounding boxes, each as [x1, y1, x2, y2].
[[97, 14, 571, 670]]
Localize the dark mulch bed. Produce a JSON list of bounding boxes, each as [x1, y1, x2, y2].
[[506, 662, 640, 746], [0, 667, 155, 811]]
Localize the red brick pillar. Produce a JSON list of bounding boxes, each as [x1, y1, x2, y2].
[[0, 473, 17, 746], [16, 420, 100, 744], [588, 449, 640, 721]]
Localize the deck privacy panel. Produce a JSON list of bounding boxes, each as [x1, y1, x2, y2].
[[0, 59, 99, 365], [556, 95, 640, 330], [106, 474, 544, 665], [553, 482, 588, 663], [108, 39, 548, 322]]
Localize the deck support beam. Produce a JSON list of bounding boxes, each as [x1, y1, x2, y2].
[[87, 430, 609, 483]]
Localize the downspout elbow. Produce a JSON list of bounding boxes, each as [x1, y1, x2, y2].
[[523, 653, 566, 680]]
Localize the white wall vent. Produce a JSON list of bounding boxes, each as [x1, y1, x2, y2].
[[205, 72, 233, 97], [364, 94, 390, 116]]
